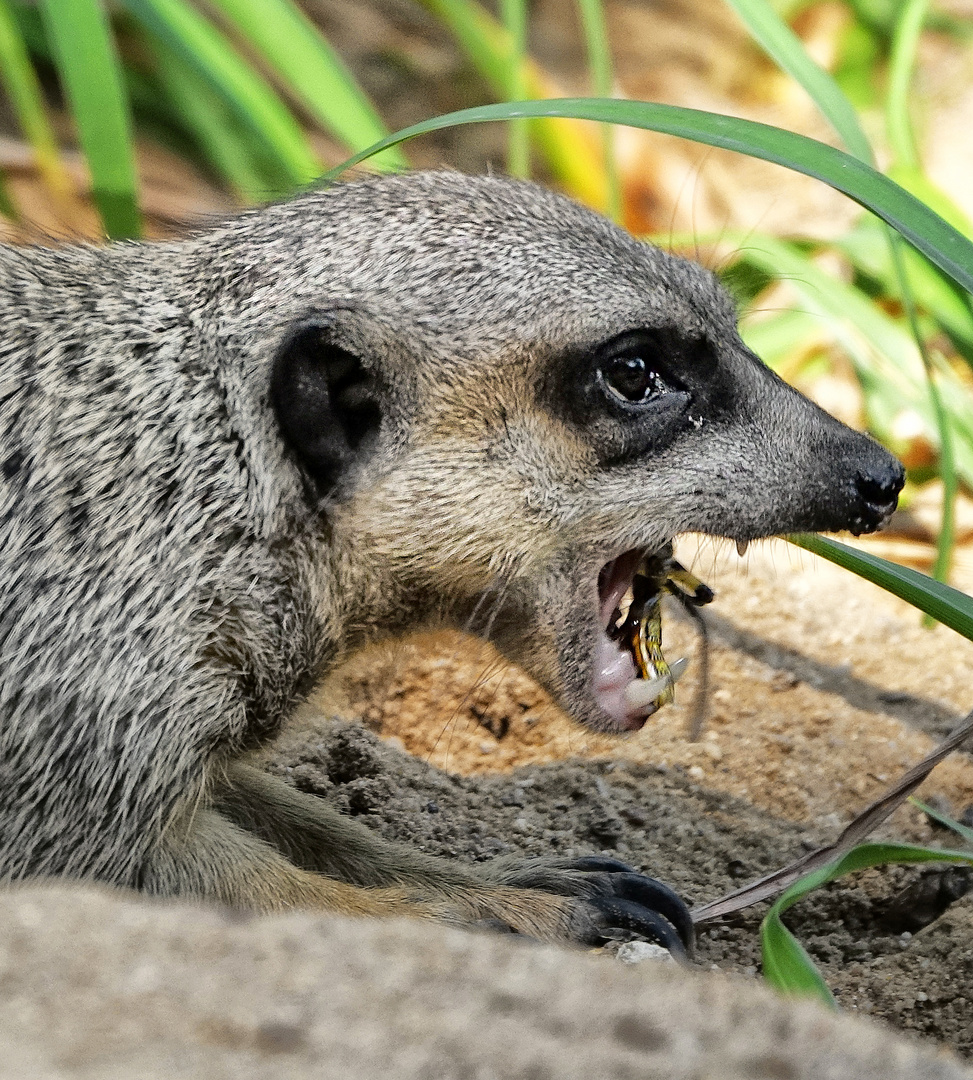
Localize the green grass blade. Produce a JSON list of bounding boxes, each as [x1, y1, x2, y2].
[[909, 797, 973, 845], [0, 167, 15, 219], [726, 0, 873, 162], [786, 843, 973, 907], [329, 99, 973, 296], [762, 841, 973, 1001], [416, 0, 609, 209], [889, 235, 957, 589], [673, 232, 973, 498], [727, 0, 954, 555], [761, 914, 837, 1007], [788, 533, 973, 641], [736, 233, 928, 387], [0, 0, 71, 202], [500, 0, 529, 177], [887, 0, 928, 170], [838, 219, 973, 364], [882, 0, 955, 591], [148, 36, 271, 201], [730, 0, 956, 583], [887, 165, 973, 237], [123, 0, 320, 189], [40, 0, 140, 237], [207, 0, 406, 170], [659, 229, 973, 483], [576, 0, 619, 220]]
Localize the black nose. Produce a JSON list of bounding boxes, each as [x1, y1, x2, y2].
[[849, 458, 905, 535]]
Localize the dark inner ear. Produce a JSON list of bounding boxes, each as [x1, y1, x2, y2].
[[270, 322, 382, 495]]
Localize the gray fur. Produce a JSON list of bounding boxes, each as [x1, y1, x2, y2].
[[0, 172, 901, 936]]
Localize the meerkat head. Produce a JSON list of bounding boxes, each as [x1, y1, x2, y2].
[[211, 171, 903, 734]]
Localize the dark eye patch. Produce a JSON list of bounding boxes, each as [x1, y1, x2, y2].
[[544, 326, 724, 465]]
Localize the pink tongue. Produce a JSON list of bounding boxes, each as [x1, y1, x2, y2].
[[593, 633, 653, 731], [594, 549, 659, 731]]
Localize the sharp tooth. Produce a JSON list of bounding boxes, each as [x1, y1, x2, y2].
[[669, 657, 689, 682], [625, 676, 673, 708], [736, 539, 749, 557], [623, 658, 690, 709]]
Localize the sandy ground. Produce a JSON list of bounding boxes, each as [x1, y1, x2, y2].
[[263, 536, 973, 1056]]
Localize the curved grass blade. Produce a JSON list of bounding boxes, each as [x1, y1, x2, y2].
[[763, 841, 973, 1004], [40, 0, 140, 237], [787, 533, 973, 641], [734, 234, 973, 558], [123, 0, 320, 189], [0, 0, 71, 204], [887, 165, 973, 238], [732, 233, 973, 462], [731, 0, 958, 583], [891, 232, 957, 591], [329, 98, 973, 297], [208, 0, 406, 170], [838, 219, 973, 363], [761, 908, 836, 1006], [693, 710, 973, 924], [883, 0, 956, 591]]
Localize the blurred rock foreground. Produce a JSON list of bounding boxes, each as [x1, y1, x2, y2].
[[1, 886, 971, 1080]]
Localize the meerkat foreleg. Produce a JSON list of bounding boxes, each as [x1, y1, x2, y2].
[[209, 762, 691, 951], [213, 762, 481, 890], [140, 803, 459, 920]]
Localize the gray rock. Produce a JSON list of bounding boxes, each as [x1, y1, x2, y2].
[[0, 886, 967, 1080]]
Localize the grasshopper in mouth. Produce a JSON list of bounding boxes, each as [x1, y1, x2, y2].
[[614, 544, 714, 734]]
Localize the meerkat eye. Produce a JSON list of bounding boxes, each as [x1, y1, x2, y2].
[[598, 349, 674, 405]]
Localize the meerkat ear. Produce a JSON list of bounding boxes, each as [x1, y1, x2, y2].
[[270, 320, 382, 495]]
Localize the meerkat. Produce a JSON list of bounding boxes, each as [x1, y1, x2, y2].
[[0, 171, 902, 954]]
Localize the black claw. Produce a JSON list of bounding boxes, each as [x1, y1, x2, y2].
[[491, 854, 693, 957], [608, 873, 695, 954], [560, 859, 694, 954], [588, 896, 688, 960], [564, 856, 639, 875]]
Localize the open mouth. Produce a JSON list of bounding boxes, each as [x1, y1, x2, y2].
[[593, 544, 714, 732]]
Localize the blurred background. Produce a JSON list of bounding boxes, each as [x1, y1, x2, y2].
[[3, 0, 973, 585]]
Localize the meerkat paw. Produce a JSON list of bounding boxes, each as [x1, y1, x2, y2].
[[472, 855, 693, 957]]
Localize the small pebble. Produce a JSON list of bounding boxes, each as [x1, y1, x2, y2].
[[614, 940, 673, 965]]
